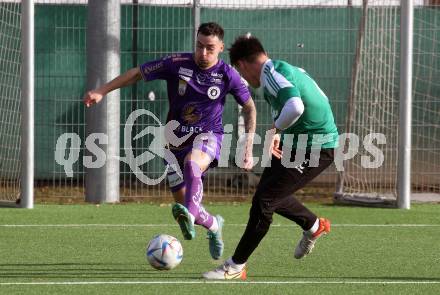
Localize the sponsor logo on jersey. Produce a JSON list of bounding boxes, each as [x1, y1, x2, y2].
[[178, 79, 187, 96], [196, 73, 209, 85], [196, 72, 224, 85], [178, 67, 193, 77], [180, 125, 203, 133], [143, 62, 163, 75], [172, 57, 191, 62], [163, 53, 180, 60], [162, 54, 191, 63], [207, 86, 221, 100], [182, 104, 201, 124], [212, 78, 222, 85], [211, 72, 223, 78], [179, 75, 191, 82]]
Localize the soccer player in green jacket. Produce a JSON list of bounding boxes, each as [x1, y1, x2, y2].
[[203, 35, 338, 280]]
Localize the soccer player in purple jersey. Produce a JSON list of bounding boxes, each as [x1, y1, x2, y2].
[[83, 23, 257, 260]]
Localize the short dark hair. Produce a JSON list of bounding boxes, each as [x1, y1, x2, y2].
[[197, 22, 224, 41], [228, 35, 266, 66]]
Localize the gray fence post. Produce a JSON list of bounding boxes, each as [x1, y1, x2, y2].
[[21, 0, 34, 209], [397, 0, 413, 209], [85, 0, 121, 203], [193, 0, 200, 50]]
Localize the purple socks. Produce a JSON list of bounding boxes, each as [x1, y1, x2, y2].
[[184, 160, 214, 229]]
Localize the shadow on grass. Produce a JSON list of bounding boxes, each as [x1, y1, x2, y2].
[[3, 263, 438, 282], [249, 274, 440, 281], [0, 262, 201, 279]]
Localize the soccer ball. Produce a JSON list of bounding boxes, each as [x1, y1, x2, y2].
[[146, 234, 183, 270]]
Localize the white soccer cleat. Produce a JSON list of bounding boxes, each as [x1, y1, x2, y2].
[[202, 259, 247, 280], [294, 217, 331, 259]]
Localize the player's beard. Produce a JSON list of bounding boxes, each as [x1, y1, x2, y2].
[[196, 59, 210, 69]]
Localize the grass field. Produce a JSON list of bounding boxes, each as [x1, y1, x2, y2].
[[0, 203, 439, 294]]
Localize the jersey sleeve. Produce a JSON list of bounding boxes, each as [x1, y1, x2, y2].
[[277, 86, 300, 105], [228, 67, 251, 106], [264, 66, 301, 106], [139, 55, 175, 81]]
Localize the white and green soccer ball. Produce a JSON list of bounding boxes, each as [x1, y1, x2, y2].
[[146, 234, 183, 270]]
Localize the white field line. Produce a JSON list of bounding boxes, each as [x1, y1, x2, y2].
[[1, 280, 440, 286], [0, 223, 439, 228]]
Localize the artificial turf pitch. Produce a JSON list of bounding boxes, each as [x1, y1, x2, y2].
[[0, 203, 439, 294]]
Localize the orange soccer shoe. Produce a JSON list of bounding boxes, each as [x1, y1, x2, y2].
[[294, 218, 331, 259]]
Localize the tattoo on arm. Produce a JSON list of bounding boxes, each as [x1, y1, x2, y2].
[[241, 98, 257, 135]]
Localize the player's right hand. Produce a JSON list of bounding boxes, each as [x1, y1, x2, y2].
[[83, 90, 104, 107], [242, 149, 254, 171]]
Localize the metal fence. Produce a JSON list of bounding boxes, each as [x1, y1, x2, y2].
[[22, 0, 439, 201]]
